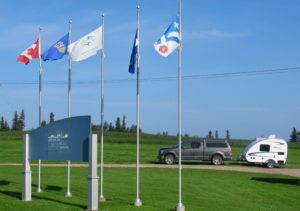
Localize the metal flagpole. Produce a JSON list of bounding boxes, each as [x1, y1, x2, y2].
[[134, 5, 142, 207], [66, 20, 72, 198], [99, 13, 106, 202], [37, 27, 43, 193], [176, 0, 185, 210]]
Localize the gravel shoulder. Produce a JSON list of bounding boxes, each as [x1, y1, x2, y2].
[[0, 163, 299, 177]]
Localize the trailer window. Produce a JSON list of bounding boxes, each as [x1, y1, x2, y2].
[[260, 144, 270, 152]]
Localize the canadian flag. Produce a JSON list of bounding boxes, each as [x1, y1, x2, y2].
[[17, 39, 40, 65]]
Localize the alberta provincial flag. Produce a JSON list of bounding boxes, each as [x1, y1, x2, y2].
[[154, 16, 180, 57], [129, 30, 138, 74], [42, 33, 69, 61]]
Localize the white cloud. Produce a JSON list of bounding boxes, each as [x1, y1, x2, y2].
[[184, 29, 244, 40]]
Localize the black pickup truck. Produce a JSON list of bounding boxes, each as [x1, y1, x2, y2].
[[158, 140, 232, 165]]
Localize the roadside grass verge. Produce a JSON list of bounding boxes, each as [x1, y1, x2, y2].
[[0, 132, 299, 168], [0, 166, 299, 211]]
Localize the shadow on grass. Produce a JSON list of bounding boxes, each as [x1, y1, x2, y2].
[[45, 185, 62, 192], [0, 180, 10, 186], [0, 190, 86, 209], [251, 177, 300, 186]]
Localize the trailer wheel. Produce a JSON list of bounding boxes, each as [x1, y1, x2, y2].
[[266, 159, 275, 168], [211, 154, 223, 165], [164, 154, 175, 165]]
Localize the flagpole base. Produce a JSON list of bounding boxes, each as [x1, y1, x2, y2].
[[99, 195, 106, 202], [65, 191, 72, 197], [134, 198, 142, 207], [37, 188, 42, 193], [176, 203, 185, 211]]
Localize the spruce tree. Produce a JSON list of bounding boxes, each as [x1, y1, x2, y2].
[[290, 127, 297, 142], [3, 120, 10, 131], [41, 120, 47, 126], [208, 130, 213, 139], [215, 130, 219, 139], [226, 130, 231, 140], [122, 115, 126, 132], [19, 110, 25, 131], [12, 111, 19, 131], [50, 112, 55, 123], [115, 117, 122, 132], [108, 122, 114, 131], [0, 117, 4, 131]]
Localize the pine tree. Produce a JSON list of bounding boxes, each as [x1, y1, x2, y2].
[[41, 120, 47, 126], [108, 122, 114, 131], [50, 112, 55, 123], [122, 115, 126, 132], [0, 117, 4, 131], [226, 130, 231, 140], [103, 121, 109, 131], [115, 117, 122, 132], [207, 130, 213, 139], [215, 130, 219, 139], [3, 120, 10, 131], [19, 110, 25, 131], [12, 111, 19, 131], [290, 127, 297, 142]]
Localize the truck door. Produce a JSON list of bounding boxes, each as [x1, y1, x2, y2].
[[181, 142, 194, 160], [192, 141, 203, 160]]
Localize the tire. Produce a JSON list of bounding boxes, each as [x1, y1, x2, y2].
[[266, 159, 275, 168], [211, 154, 223, 165], [164, 154, 175, 165]]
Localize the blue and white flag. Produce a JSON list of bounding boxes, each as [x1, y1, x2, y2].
[[129, 30, 138, 74], [154, 16, 180, 57], [42, 33, 69, 61]]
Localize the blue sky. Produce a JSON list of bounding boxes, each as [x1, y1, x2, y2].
[[0, 0, 300, 140]]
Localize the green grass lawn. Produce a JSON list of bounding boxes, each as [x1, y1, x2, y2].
[[0, 131, 299, 167], [0, 166, 299, 211]]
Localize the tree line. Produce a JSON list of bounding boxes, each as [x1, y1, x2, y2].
[[0, 110, 25, 131], [205, 129, 230, 140], [92, 115, 142, 133]]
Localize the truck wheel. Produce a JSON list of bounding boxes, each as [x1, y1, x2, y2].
[[165, 154, 175, 165], [211, 154, 223, 165], [266, 159, 275, 168]]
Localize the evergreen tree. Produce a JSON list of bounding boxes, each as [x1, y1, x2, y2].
[[108, 122, 114, 131], [19, 110, 25, 131], [0, 117, 4, 131], [129, 124, 142, 133], [122, 115, 126, 132], [115, 117, 122, 132], [103, 121, 109, 131], [50, 112, 55, 123], [207, 130, 213, 139], [12, 111, 19, 131], [3, 120, 10, 131], [226, 130, 231, 140], [41, 120, 47, 126], [215, 130, 219, 139], [290, 127, 297, 142]]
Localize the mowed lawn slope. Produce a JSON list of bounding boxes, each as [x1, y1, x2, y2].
[[0, 131, 299, 167], [0, 166, 299, 211]]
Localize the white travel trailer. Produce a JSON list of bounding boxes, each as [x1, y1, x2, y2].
[[242, 135, 288, 168]]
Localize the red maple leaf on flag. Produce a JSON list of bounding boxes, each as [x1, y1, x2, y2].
[[17, 39, 39, 65]]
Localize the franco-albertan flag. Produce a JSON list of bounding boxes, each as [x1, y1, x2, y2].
[[129, 30, 138, 74], [68, 26, 103, 62], [154, 16, 180, 57], [42, 33, 69, 61]]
